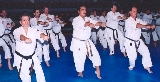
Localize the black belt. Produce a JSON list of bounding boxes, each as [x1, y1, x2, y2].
[[106, 26, 118, 40], [118, 24, 125, 32], [44, 28, 52, 36], [125, 36, 140, 51], [0, 34, 4, 38], [73, 37, 93, 57], [15, 51, 35, 77], [91, 28, 97, 32], [141, 29, 150, 33], [4, 32, 14, 43], [52, 31, 61, 41], [0, 34, 12, 53]]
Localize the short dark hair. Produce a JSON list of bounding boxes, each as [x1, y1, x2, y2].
[[109, 4, 117, 9], [92, 9, 97, 12], [33, 8, 40, 13], [19, 13, 30, 21], [0, 8, 6, 13], [77, 5, 86, 11], [128, 6, 137, 12], [43, 6, 49, 10]]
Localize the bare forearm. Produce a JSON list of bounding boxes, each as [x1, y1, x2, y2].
[[20, 35, 27, 41], [136, 23, 150, 28], [40, 33, 46, 38], [95, 22, 102, 26]]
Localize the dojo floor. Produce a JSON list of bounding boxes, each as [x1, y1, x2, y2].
[[0, 35, 160, 82]]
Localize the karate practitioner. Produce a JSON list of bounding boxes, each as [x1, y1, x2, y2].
[[155, 9, 160, 40], [98, 10, 108, 49], [70, 5, 106, 79], [40, 7, 60, 57], [142, 9, 159, 47], [1, 9, 15, 55], [30, 8, 50, 67], [118, 9, 126, 35], [52, 14, 67, 52], [13, 13, 48, 82], [0, 19, 13, 70], [124, 7, 153, 73], [106, 4, 126, 56], [90, 10, 99, 44]]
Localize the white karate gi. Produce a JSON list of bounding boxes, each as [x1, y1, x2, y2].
[[0, 20, 12, 63], [52, 20, 67, 48], [124, 17, 152, 69], [98, 15, 108, 48], [142, 14, 159, 44], [106, 11, 125, 54], [13, 26, 46, 82], [1, 18, 15, 54], [118, 14, 125, 35], [156, 17, 160, 39], [30, 18, 50, 62], [70, 16, 101, 72], [40, 14, 60, 51], [90, 15, 100, 44], [97, 28, 107, 48]]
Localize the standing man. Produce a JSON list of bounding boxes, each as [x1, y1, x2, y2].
[[106, 4, 126, 56], [90, 10, 99, 44], [0, 18, 13, 70], [1, 9, 15, 55], [124, 7, 153, 73], [30, 8, 50, 67], [40, 6, 60, 57], [13, 13, 48, 82], [70, 5, 106, 79]]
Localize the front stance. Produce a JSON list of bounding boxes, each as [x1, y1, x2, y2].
[[124, 7, 154, 73], [70, 5, 106, 79], [13, 13, 49, 82]]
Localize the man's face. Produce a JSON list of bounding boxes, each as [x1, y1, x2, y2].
[[20, 16, 30, 28], [44, 7, 49, 14], [146, 10, 150, 15], [34, 10, 40, 17], [78, 6, 87, 17], [1, 10, 7, 18], [102, 11, 106, 16], [111, 5, 117, 13], [130, 7, 137, 18], [93, 11, 97, 16]]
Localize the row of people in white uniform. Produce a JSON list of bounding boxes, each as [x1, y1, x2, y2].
[[0, 7, 68, 82], [89, 6, 126, 56], [137, 9, 160, 47], [1, 7, 67, 82], [70, 4, 154, 81], [90, 7, 160, 59], [30, 7, 67, 66], [0, 5, 157, 82]]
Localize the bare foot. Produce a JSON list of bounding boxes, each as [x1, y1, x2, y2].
[[128, 67, 133, 70], [95, 71, 102, 79], [45, 61, 50, 67], [8, 64, 13, 70], [145, 67, 153, 73], [153, 42, 156, 47], [56, 51, 60, 58], [122, 52, 127, 57], [0, 63, 2, 68], [63, 47, 66, 52], [109, 54, 113, 56], [78, 72, 83, 77]]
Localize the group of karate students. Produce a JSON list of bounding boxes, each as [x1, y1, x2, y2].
[[0, 4, 159, 82], [0, 7, 67, 82]]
